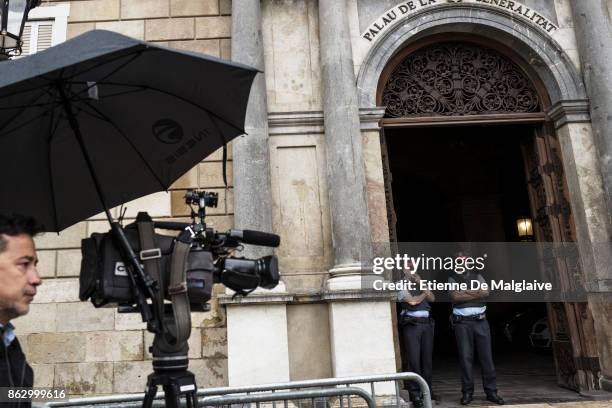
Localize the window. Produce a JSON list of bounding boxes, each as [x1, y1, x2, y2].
[[19, 3, 69, 57]]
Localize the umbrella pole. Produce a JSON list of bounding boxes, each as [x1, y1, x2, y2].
[[56, 83, 159, 330], [55, 84, 114, 221]]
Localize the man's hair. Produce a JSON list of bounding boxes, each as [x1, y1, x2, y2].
[[0, 214, 44, 253], [454, 249, 473, 257]]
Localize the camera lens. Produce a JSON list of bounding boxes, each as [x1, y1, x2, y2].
[[221, 255, 280, 291], [256, 255, 279, 289]]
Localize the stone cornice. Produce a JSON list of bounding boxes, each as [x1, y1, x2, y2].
[[546, 99, 591, 129], [319, 289, 396, 302], [359, 107, 387, 130], [268, 111, 324, 136], [218, 293, 295, 305], [269, 111, 324, 127], [218, 288, 396, 305], [268, 108, 386, 135]]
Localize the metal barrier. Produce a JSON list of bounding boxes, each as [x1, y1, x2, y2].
[[201, 387, 376, 408], [37, 372, 430, 408], [197, 372, 431, 408], [36, 388, 374, 408]]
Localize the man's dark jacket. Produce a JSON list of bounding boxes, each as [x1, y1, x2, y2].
[[0, 336, 34, 408]]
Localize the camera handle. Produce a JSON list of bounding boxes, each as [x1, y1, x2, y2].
[[136, 212, 192, 343], [110, 222, 160, 331]]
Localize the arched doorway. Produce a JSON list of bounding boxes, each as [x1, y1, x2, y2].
[[376, 35, 601, 396]]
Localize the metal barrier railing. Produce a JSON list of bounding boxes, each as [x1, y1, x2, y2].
[[36, 388, 375, 408], [197, 372, 431, 408], [201, 387, 376, 408], [37, 372, 430, 408]]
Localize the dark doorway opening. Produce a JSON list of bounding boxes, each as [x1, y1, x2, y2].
[[385, 124, 583, 405]]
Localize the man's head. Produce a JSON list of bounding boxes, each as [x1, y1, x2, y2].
[[403, 260, 415, 278], [0, 214, 43, 324], [454, 250, 470, 275]]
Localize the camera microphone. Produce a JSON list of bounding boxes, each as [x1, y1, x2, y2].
[[229, 229, 280, 247], [154, 221, 189, 230], [150, 222, 280, 247]]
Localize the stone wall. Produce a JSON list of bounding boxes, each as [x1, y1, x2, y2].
[[19, 0, 233, 395], [42, 0, 231, 58]]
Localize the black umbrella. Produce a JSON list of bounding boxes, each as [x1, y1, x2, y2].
[[0, 29, 258, 232], [0, 32, 270, 401]]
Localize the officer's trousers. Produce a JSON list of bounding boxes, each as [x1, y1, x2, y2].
[[401, 320, 434, 400], [453, 319, 497, 395]]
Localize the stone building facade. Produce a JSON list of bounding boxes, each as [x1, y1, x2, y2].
[[21, 0, 233, 394], [14, 0, 612, 398]]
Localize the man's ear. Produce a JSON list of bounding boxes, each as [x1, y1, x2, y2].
[[0, 234, 7, 253]]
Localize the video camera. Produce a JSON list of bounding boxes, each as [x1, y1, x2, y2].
[[79, 189, 280, 310], [76, 189, 280, 407], [76, 188, 282, 407]]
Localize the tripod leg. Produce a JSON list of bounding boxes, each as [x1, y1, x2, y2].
[[163, 384, 181, 408], [142, 382, 158, 408], [187, 390, 199, 408]]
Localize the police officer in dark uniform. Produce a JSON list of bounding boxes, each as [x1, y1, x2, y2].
[[399, 266, 435, 407], [448, 253, 504, 406]]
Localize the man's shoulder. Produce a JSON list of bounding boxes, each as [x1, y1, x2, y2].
[[4, 335, 25, 355]]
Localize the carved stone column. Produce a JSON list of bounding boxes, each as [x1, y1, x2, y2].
[[231, 0, 273, 259], [317, 1, 396, 384], [571, 2, 612, 216], [318, 0, 372, 287], [227, 0, 290, 386], [570, 1, 612, 392]]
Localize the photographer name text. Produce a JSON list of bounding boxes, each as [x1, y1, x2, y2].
[[373, 279, 553, 293]]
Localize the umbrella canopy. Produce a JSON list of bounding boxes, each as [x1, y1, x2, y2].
[[0, 30, 258, 231]]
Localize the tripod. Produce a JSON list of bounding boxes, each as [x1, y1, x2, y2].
[[142, 332, 199, 408]]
